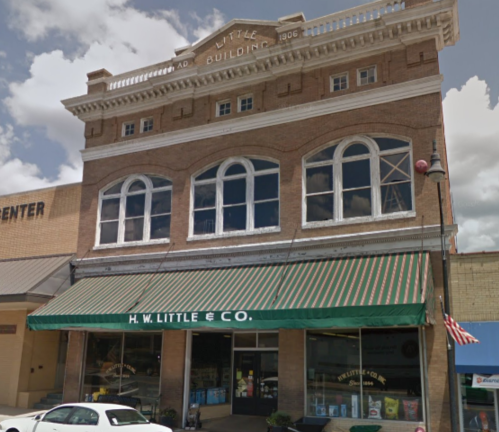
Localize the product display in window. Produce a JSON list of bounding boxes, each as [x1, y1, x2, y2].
[[460, 374, 497, 432], [306, 328, 423, 422]]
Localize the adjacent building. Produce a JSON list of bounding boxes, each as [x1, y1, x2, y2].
[[27, 0, 460, 431], [451, 252, 499, 432], [0, 183, 81, 408]]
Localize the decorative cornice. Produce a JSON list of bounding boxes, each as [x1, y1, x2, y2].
[[63, 0, 458, 122], [81, 74, 443, 162], [74, 224, 458, 278]]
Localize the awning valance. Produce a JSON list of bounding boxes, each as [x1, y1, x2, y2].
[[28, 252, 434, 331], [456, 322, 499, 374]]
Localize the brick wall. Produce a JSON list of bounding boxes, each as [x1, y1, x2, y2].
[[63, 331, 85, 403], [0, 183, 81, 260], [451, 252, 499, 322], [77, 92, 450, 259], [85, 41, 439, 149], [278, 329, 305, 420], [160, 330, 186, 416]]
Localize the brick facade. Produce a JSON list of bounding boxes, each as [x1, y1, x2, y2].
[[451, 252, 499, 322], [57, 1, 459, 429], [0, 183, 81, 260]]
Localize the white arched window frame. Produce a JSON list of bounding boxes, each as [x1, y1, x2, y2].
[[189, 157, 280, 239], [302, 135, 415, 228], [95, 174, 172, 248]]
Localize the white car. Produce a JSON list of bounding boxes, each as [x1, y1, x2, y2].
[[0, 403, 172, 432]]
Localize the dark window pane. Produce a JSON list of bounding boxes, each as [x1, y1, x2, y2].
[[306, 146, 337, 163], [196, 165, 220, 181], [125, 218, 144, 242], [255, 174, 278, 201], [380, 153, 411, 184], [374, 137, 409, 151], [342, 159, 371, 189], [149, 176, 172, 188], [343, 144, 370, 157], [128, 180, 146, 192], [250, 159, 279, 171], [194, 209, 216, 235], [101, 198, 120, 221], [225, 164, 246, 176], [43, 407, 74, 424], [194, 183, 216, 209], [67, 408, 99, 425], [104, 182, 123, 195], [255, 201, 279, 228], [307, 194, 333, 222], [100, 221, 118, 244], [151, 215, 171, 239], [343, 188, 372, 218], [381, 183, 413, 214], [223, 205, 246, 232], [306, 166, 333, 194], [126, 194, 145, 217], [151, 191, 171, 215], [224, 178, 246, 205], [361, 328, 422, 422]]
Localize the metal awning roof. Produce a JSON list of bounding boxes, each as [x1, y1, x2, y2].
[[28, 252, 433, 331], [0, 255, 73, 303]]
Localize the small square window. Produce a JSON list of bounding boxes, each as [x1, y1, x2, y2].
[[238, 95, 253, 112], [358, 66, 376, 86], [330, 73, 348, 92], [217, 100, 231, 117], [122, 122, 135, 137], [141, 118, 153, 133]]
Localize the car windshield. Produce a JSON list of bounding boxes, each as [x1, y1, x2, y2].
[[105, 410, 149, 426]]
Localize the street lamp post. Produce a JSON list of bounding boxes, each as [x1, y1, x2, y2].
[[426, 139, 459, 432]]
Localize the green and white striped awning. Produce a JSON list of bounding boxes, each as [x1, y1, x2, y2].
[[28, 252, 434, 331]]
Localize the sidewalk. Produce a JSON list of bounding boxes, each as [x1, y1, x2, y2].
[[0, 405, 40, 422]]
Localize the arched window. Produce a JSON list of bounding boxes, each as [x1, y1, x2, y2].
[[304, 135, 413, 225], [191, 157, 280, 237], [97, 174, 172, 246]]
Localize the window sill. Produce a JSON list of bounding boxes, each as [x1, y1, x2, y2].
[[303, 211, 416, 230], [94, 238, 170, 250], [188, 226, 281, 242]]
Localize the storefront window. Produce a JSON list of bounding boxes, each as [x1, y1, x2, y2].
[[460, 374, 497, 432], [306, 328, 423, 422], [307, 330, 361, 418], [190, 333, 232, 405], [82, 332, 161, 402], [361, 329, 422, 422]]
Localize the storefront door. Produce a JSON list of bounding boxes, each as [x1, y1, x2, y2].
[[233, 351, 278, 416]]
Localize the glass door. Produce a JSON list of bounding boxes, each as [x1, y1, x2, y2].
[[233, 351, 278, 416]]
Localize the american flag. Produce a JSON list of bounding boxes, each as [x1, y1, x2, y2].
[[443, 312, 480, 346]]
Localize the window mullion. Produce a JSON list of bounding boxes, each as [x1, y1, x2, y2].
[[372, 153, 381, 218], [144, 190, 152, 241], [334, 159, 342, 222], [247, 173, 253, 231], [118, 193, 126, 244], [216, 176, 223, 235]]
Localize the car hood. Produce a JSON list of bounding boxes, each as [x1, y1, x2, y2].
[[1, 417, 38, 432]]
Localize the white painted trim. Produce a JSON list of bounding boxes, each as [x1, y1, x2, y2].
[[188, 226, 281, 242], [237, 94, 253, 112], [81, 75, 443, 162], [140, 117, 154, 133], [121, 121, 135, 137], [216, 99, 232, 118], [74, 224, 458, 278]]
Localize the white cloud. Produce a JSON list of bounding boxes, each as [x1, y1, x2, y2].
[[191, 9, 225, 44], [444, 76, 499, 252], [0, 123, 81, 195], [0, 51, 6, 58], [1, 0, 195, 194]]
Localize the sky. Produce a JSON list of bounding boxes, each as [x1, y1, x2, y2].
[[0, 0, 498, 253]]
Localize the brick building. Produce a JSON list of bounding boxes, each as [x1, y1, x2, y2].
[[450, 252, 499, 432], [27, 0, 460, 430], [0, 183, 81, 408]]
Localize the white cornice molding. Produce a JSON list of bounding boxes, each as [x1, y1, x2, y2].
[[81, 74, 443, 162], [64, 0, 457, 122], [74, 224, 458, 277]]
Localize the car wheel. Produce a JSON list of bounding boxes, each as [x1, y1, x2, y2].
[[7, 428, 20, 432]]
